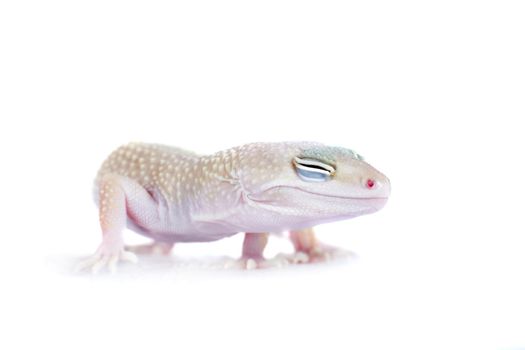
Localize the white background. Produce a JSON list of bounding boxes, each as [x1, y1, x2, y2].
[[1, 1, 524, 349]]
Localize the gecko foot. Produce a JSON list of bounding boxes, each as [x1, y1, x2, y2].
[[226, 251, 305, 269], [76, 244, 138, 274], [125, 241, 174, 256], [224, 257, 268, 270], [275, 245, 352, 265]]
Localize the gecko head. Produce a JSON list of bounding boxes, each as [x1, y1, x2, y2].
[[239, 142, 390, 227]]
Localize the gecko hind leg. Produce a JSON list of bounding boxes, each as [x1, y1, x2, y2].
[[125, 241, 174, 256], [77, 174, 161, 274], [285, 227, 351, 264]]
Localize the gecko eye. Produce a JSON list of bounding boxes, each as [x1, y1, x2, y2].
[[293, 157, 335, 182]]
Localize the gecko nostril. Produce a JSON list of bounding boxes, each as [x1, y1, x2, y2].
[[366, 179, 375, 189]]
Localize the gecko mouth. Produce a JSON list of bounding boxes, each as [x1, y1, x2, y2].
[[251, 185, 389, 210], [290, 187, 389, 209]]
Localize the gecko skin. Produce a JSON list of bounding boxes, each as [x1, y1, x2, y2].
[[81, 142, 390, 272]]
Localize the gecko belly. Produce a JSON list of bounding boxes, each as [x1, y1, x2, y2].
[[125, 217, 240, 243]]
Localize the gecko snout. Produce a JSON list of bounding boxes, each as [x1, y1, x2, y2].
[[363, 174, 391, 198]]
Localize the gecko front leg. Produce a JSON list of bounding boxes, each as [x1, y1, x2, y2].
[[236, 232, 269, 269], [78, 174, 161, 273]]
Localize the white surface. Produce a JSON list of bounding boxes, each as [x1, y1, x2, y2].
[[1, 1, 524, 349]]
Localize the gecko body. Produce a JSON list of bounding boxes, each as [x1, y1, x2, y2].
[[83, 141, 390, 272]]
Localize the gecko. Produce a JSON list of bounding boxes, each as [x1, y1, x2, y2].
[[79, 141, 390, 273]]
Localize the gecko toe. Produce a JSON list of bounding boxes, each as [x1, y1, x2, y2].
[[75, 247, 138, 274], [91, 255, 109, 274], [245, 258, 258, 270], [107, 255, 119, 274]]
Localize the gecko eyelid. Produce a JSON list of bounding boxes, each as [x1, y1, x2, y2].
[[293, 157, 335, 182]]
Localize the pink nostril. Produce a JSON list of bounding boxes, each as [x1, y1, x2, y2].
[[366, 179, 375, 189]]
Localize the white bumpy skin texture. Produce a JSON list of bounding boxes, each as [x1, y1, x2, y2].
[[80, 141, 390, 273]]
